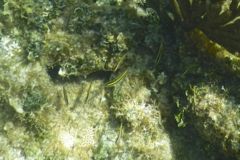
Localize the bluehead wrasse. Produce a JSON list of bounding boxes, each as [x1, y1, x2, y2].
[[87, 86, 104, 103], [84, 82, 93, 103], [167, 12, 175, 21], [71, 87, 82, 110], [115, 123, 123, 143], [63, 86, 69, 106], [155, 41, 164, 65], [172, 0, 184, 21], [105, 70, 128, 87], [189, 0, 193, 5], [114, 54, 127, 72], [221, 16, 240, 27], [55, 90, 62, 111]]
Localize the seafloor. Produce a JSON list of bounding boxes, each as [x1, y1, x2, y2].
[[0, 1, 239, 160]]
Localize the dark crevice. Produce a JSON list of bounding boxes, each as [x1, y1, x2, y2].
[[46, 65, 112, 84]]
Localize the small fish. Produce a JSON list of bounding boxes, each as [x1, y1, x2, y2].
[[115, 123, 123, 143], [71, 87, 82, 110], [105, 69, 128, 87], [84, 82, 93, 103], [62, 86, 69, 106], [155, 41, 164, 65], [172, 0, 184, 21], [114, 54, 126, 72]]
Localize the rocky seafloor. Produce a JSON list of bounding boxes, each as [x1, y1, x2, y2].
[[0, 0, 239, 160]]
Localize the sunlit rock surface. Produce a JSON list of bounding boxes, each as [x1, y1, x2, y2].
[[0, 0, 239, 160]]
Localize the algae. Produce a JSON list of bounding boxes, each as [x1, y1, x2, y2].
[[0, 0, 239, 160]]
